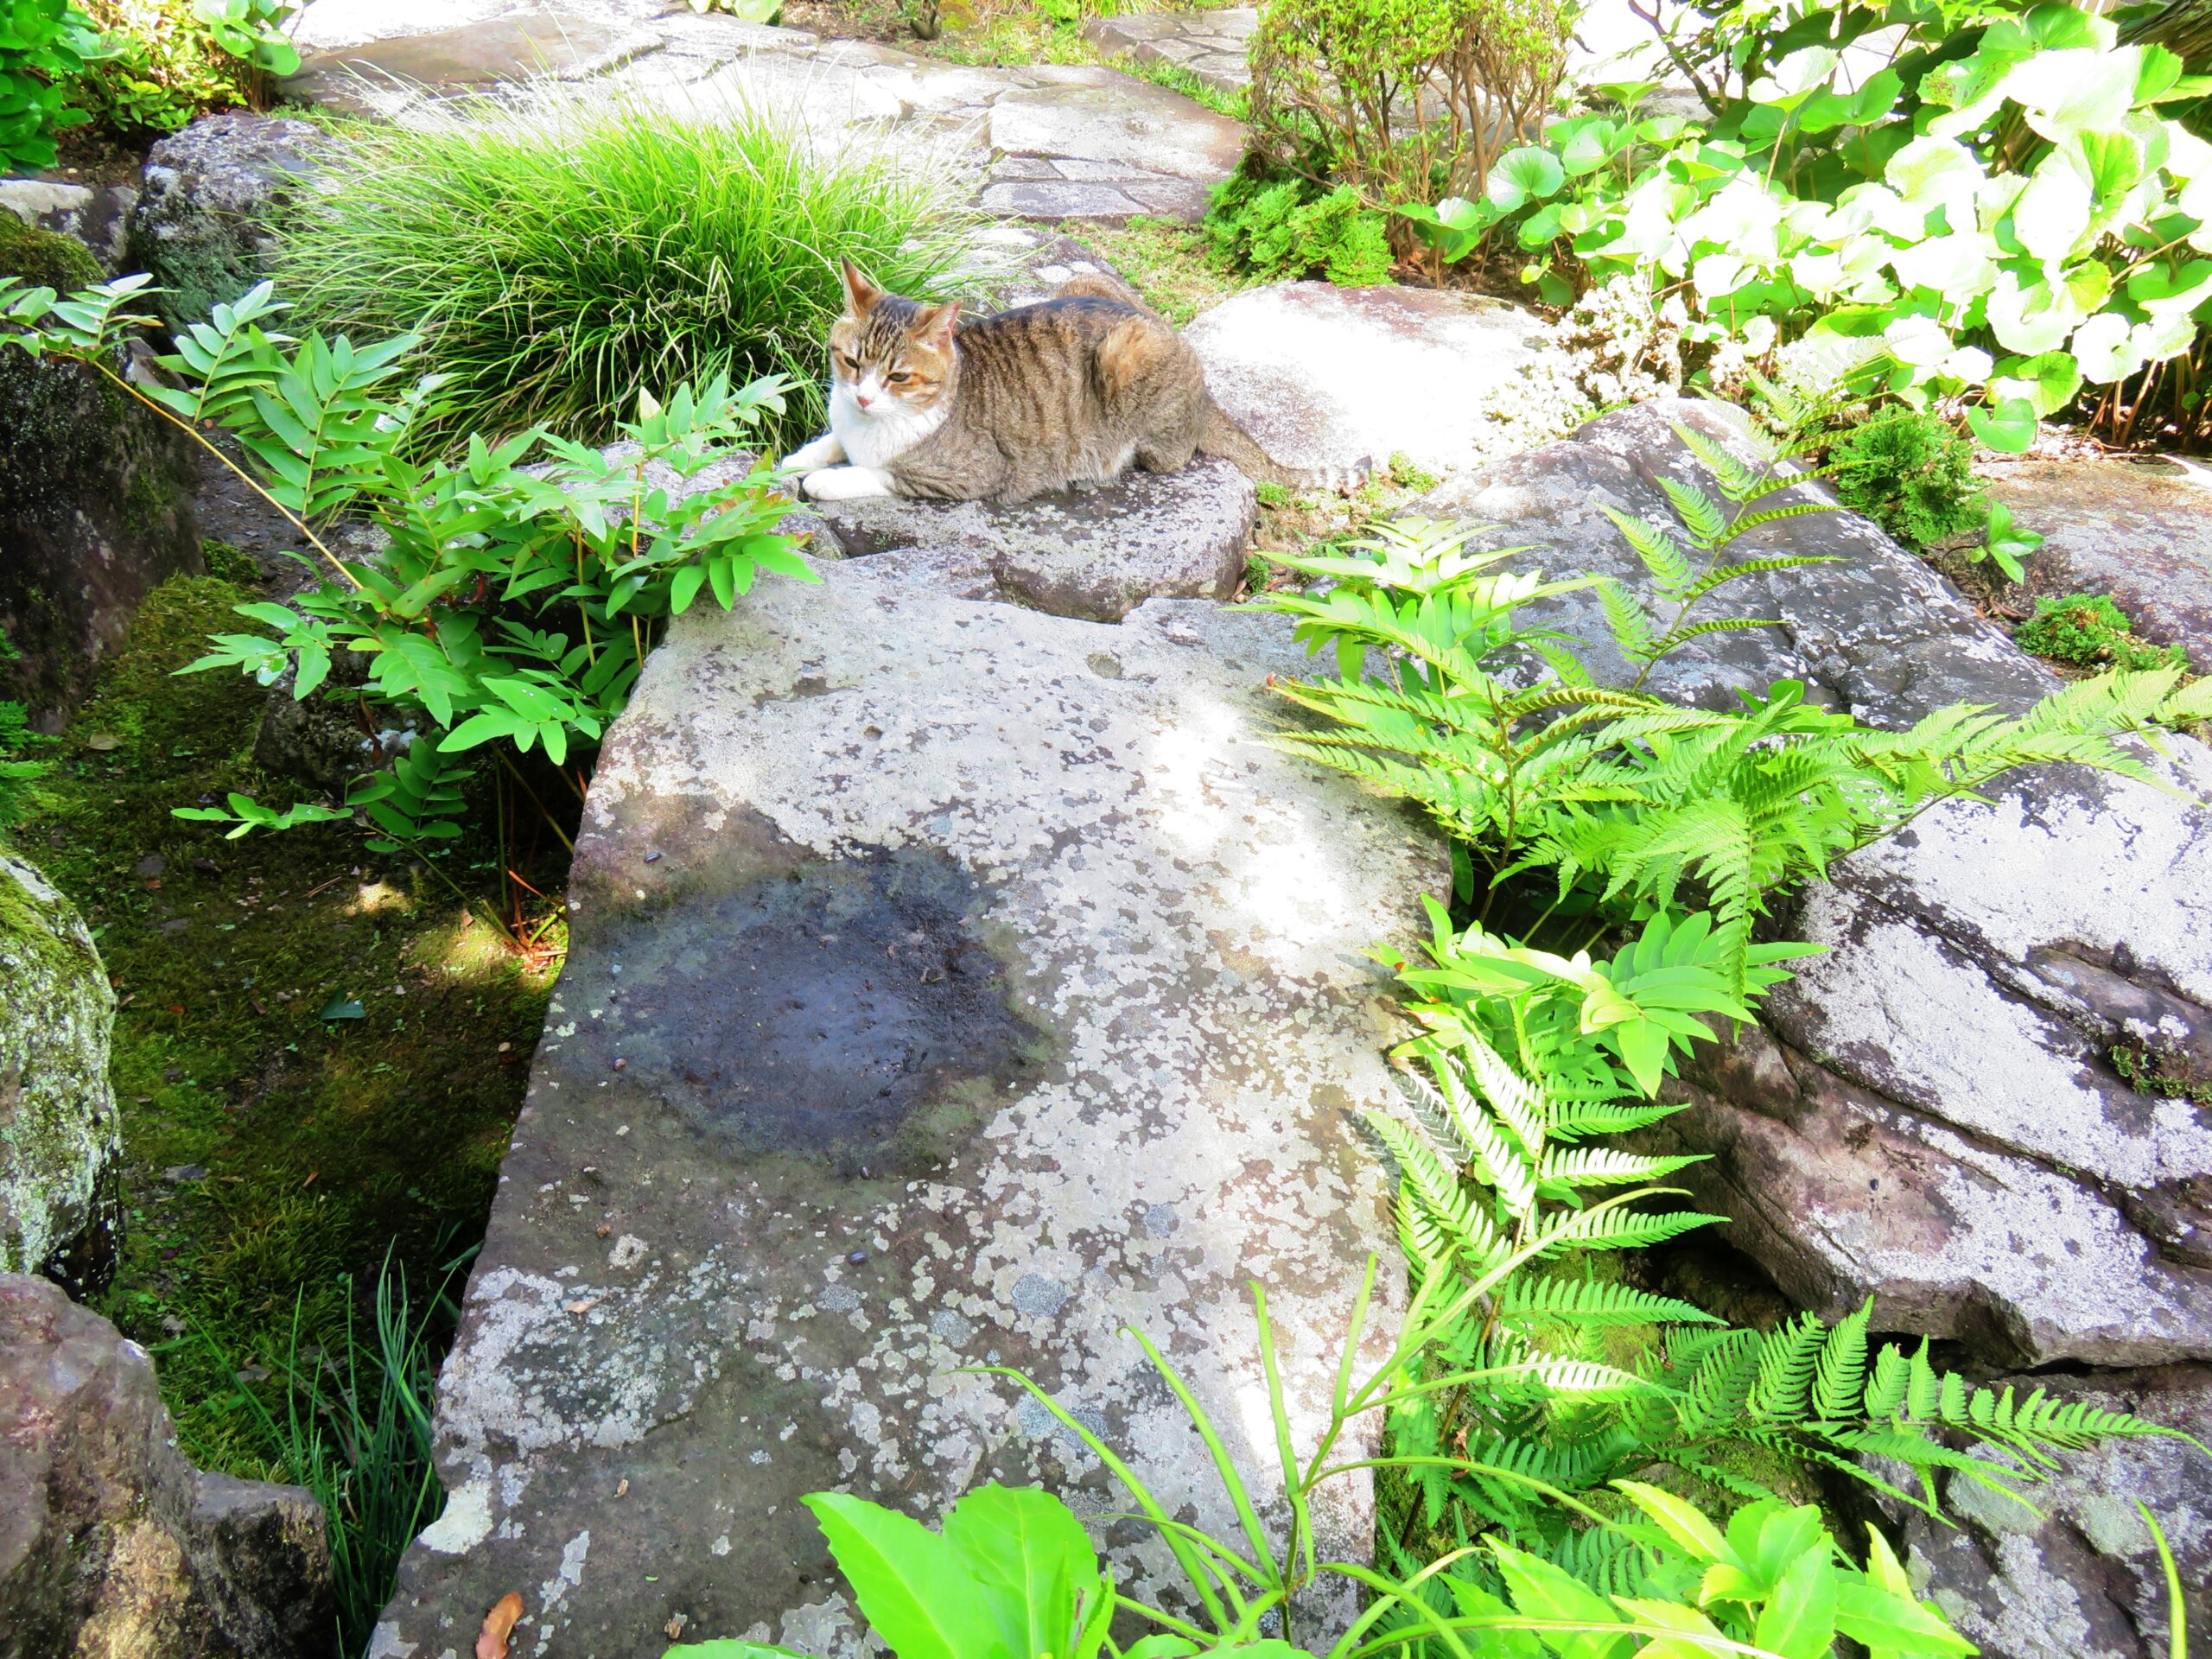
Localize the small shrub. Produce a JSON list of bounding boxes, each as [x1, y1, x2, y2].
[[1246, 0, 1569, 227], [1828, 410, 1984, 550], [2017, 593, 2189, 672], [1205, 168, 1394, 286], [273, 87, 995, 448], [0, 0, 94, 170], [72, 0, 299, 134]]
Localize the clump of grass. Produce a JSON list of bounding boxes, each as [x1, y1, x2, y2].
[[274, 86, 1000, 447], [207, 1249, 461, 1655]]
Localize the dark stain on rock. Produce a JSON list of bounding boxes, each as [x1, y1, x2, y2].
[[570, 843, 1044, 1172]]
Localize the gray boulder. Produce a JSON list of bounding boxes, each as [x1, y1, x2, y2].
[[0, 1272, 336, 1656], [1898, 1365, 2210, 1659], [0, 178, 138, 270], [0, 215, 201, 727], [0, 853, 120, 1296], [812, 456, 1256, 620], [1422, 400, 2212, 1370], [1983, 456, 2212, 671], [1183, 282, 1553, 487], [128, 112, 329, 330], [371, 563, 1438, 1656]]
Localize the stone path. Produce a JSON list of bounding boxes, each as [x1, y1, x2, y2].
[[282, 0, 1246, 222]]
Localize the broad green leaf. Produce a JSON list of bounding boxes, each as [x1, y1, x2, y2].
[[1965, 397, 2037, 452], [2015, 155, 2094, 264], [1834, 1577, 1976, 1655], [1489, 146, 1567, 212], [1751, 1544, 1838, 1659], [1613, 1481, 1733, 1563], [801, 1494, 1000, 1659], [939, 1485, 1098, 1659], [2001, 47, 2141, 142]]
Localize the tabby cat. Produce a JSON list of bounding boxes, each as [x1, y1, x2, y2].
[[783, 258, 1278, 505]]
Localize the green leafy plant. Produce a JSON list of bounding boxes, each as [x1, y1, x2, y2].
[[0, 272, 816, 886], [1250, 419, 2209, 984], [270, 86, 995, 449], [1972, 499, 2043, 583], [2016, 592, 2191, 671], [1205, 168, 1397, 287], [1246, 0, 1573, 249], [1414, 5, 2212, 446], [70, 0, 297, 137], [1, 0, 97, 168], [660, 1296, 1990, 1659], [1827, 409, 1985, 550]]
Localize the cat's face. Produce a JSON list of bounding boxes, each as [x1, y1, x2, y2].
[[829, 258, 960, 418]]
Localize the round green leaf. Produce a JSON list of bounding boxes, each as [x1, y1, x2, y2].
[[1487, 146, 1567, 213]]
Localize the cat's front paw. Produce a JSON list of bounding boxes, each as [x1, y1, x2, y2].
[[803, 466, 895, 503], [782, 433, 843, 472]]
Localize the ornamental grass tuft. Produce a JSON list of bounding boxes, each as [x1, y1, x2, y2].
[[274, 87, 999, 448]]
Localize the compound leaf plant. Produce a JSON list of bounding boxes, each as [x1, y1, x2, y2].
[[0, 272, 816, 875]]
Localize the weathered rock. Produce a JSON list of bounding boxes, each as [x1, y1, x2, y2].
[[0, 215, 200, 728], [1982, 457, 2212, 671], [0, 854, 119, 1295], [810, 457, 1256, 620], [0, 177, 138, 270], [283, 10, 662, 115], [0, 1272, 337, 1656], [1899, 1365, 2211, 1659], [372, 566, 1437, 1656], [127, 112, 330, 330], [1184, 283, 1553, 487], [1424, 399, 2212, 1370]]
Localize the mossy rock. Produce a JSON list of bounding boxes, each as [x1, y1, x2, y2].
[[0, 218, 201, 724], [0, 212, 100, 291], [0, 851, 122, 1293]]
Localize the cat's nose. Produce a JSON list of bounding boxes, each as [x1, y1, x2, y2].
[[855, 392, 875, 409]]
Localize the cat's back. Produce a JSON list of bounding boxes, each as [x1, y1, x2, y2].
[[952, 293, 1151, 368]]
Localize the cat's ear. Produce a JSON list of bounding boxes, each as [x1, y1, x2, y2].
[[838, 257, 882, 317], [915, 299, 961, 348]]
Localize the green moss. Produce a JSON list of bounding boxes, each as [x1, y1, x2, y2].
[[0, 213, 100, 291], [1827, 410, 1984, 550], [25, 574, 558, 1477], [2014, 591, 2188, 672]]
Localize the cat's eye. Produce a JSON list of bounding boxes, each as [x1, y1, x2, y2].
[[887, 371, 912, 384], [836, 353, 858, 372]]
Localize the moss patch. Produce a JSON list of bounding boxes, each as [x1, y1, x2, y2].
[[0, 213, 101, 290], [21, 573, 558, 1478]]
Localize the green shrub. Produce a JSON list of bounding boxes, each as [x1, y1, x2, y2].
[[0, 0, 96, 172], [1247, 0, 1569, 219], [271, 89, 995, 448], [72, 0, 299, 135], [1828, 409, 1984, 550], [1205, 168, 1395, 286], [2, 274, 815, 861], [2017, 593, 2190, 672], [1435, 6, 2212, 447]]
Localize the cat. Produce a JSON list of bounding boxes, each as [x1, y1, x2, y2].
[[782, 257, 1280, 505]]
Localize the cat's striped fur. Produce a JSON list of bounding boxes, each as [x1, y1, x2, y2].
[[785, 258, 1280, 505]]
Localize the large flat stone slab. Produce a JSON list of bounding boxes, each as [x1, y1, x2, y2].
[[1426, 401, 2212, 1369], [283, 10, 658, 111], [811, 456, 1255, 620], [1982, 457, 2212, 671], [1184, 283, 1553, 487], [372, 571, 1438, 1656]]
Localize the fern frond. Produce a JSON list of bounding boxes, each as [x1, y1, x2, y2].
[[1810, 1300, 1871, 1423], [1496, 1278, 1723, 1328], [1748, 1314, 1824, 1424]]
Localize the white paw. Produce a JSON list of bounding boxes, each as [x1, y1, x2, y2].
[[782, 434, 843, 471], [803, 466, 894, 502]]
